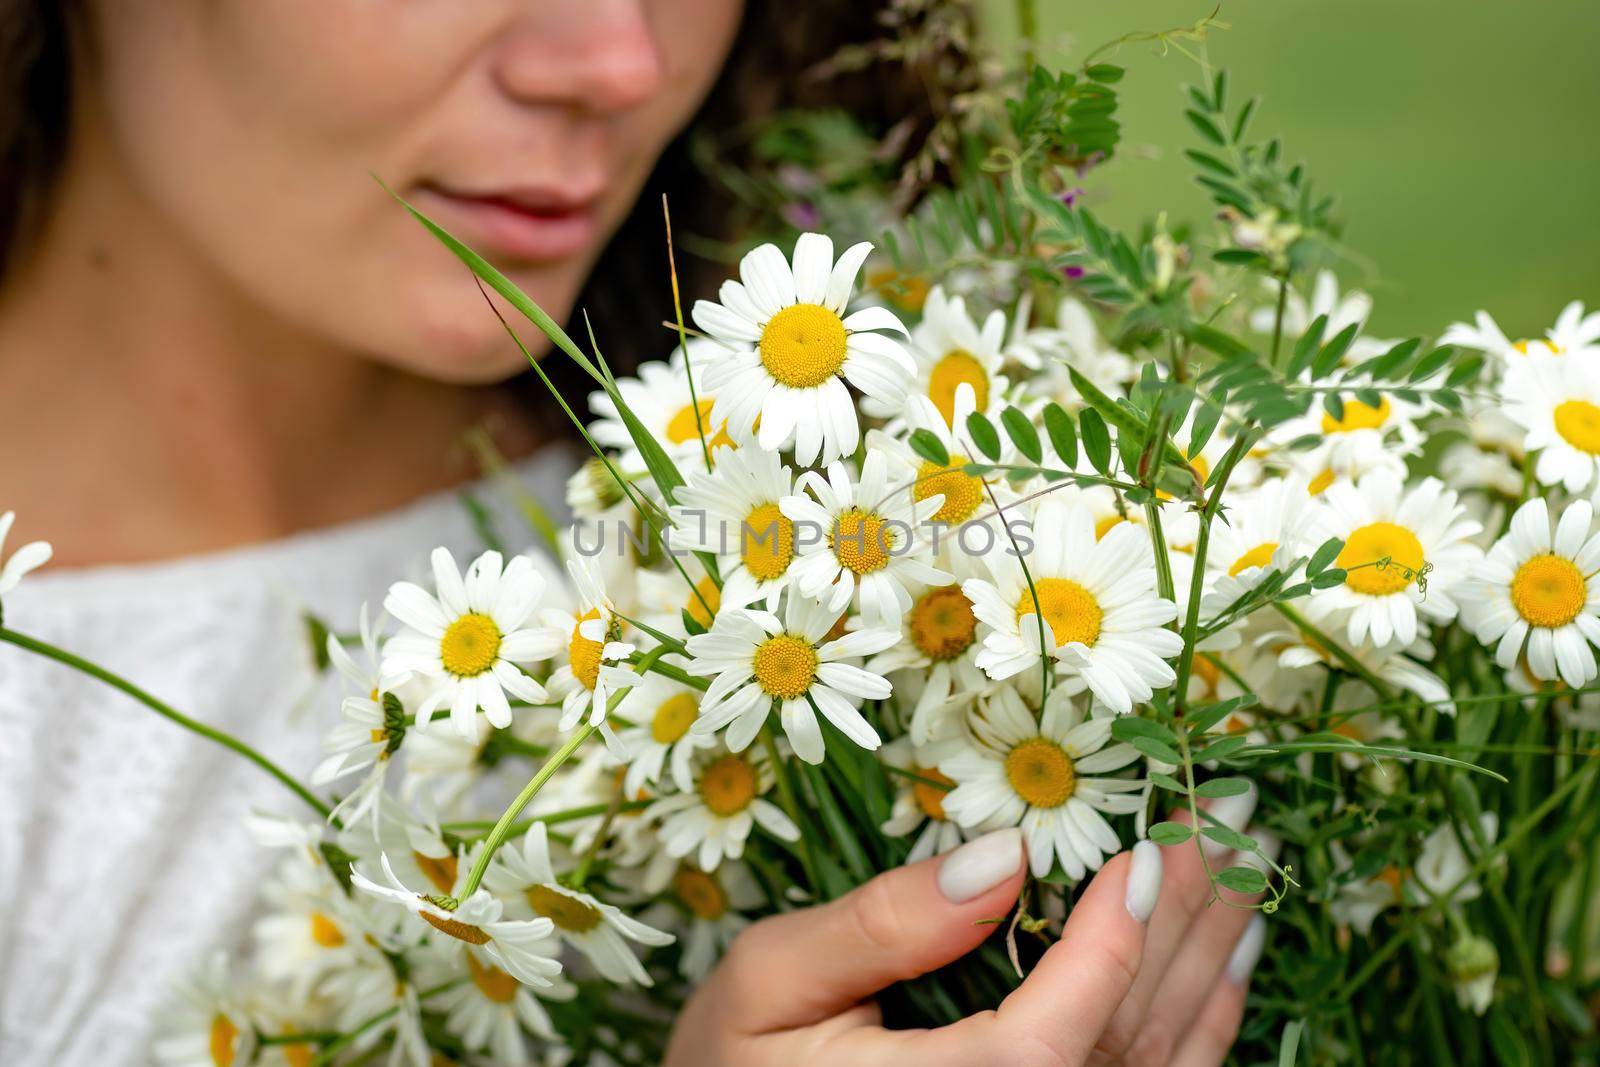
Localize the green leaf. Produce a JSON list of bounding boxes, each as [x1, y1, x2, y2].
[[1184, 109, 1227, 146], [1278, 1020, 1306, 1067], [1148, 821, 1194, 845], [1131, 736, 1182, 765], [1287, 313, 1330, 378], [1112, 716, 1179, 745], [1366, 337, 1421, 379], [1001, 406, 1043, 463], [1080, 409, 1112, 475], [1311, 567, 1348, 589], [966, 412, 1002, 461], [1043, 403, 1078, 467], [1201, 823, 1256, 853], [908, 429, 950, 467], [1184, 694, 1258, 736], [1313, 322, 1361, 378], [1188, 397, 1225, 458], [1409, 344, 1456, 382], [1216, 865, 1269, 894], [1323, 393, 1345, 423], [1085, 63, 1125, 83], [1190, 735, 1249, 762], [1186, 149, 1237, 177], [1306, 536, 1344, 577], [1149, 772, 1188, 794], [1185, 323, 1257, 361], [1195, 777, 1253, 798]]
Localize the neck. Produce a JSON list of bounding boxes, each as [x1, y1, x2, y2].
[[0, 110, 540, 568]]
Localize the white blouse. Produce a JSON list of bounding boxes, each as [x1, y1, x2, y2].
[[0, 451, 573, 1065]]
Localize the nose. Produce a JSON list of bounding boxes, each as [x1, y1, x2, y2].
[[493, 0, 666, 113]]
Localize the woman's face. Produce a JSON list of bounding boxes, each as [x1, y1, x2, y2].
[[82, 0, 744, 381]]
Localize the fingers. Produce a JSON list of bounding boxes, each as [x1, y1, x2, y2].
[[717, 828, 1026, 1033], [1091, 787, 1258, 1061], [977, 840, 1163, 1065], [1168, 947, 1253, 1067]]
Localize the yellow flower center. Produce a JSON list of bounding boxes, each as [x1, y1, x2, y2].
[[1513, 339, 1564, 356], [282, 1041, 316, 1067], [741, 502, 795, 582], [569, 608, 605, 691], [685, 575, 722, 630], [1094, 515, 1126, 540], [209, 1014, 239, 1067], [1017, 577, 1103, 649], [466, 953, 520, 1004], [699, 754, 759, 816], [1192, 653, 1222, 698], [1229, 541, 1279, 577], [1510, 553, 1588, 628], [672, 867, 729, 920], [666, 399, 736, 450], [911, 767, 954, 820], [1004, 738, 1078, 809], [526, 885, 604, 933], [833, 508, 892, 575], [752, 633, 819, 700], [309, 910, 344, 948], [1321, 396, 1392, 434], [439, 613, 501, 678], [927, 350, 990, 426], [1338, 522, 1426, 597], [413, 850, 458, 895], [1376, 865, 1406, 897], [909, 584, 978, 661], [758, 303, 848, 388], [1554, 399, 1600, 455], [914, 456, 983, 523], [421, 910, 491, 945], [1307, 468, 1336, 496], [651, 692, 700, 743]]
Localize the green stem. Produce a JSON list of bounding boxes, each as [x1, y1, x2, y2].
[[1269, 270, 1291, 368], [0, 627, 332, 820], [310, 979, 464, 1067], [1270, 603, 1396, 702], [761, 725, 821, 893], [457, 722, 596, 899]]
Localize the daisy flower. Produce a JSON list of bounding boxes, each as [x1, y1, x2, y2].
[[869, 392, 1016, 582], [252, 852, 376, 1004], [659, 861, 763, 981], [1202, 476, 1315, 610], [422, 949, 573, 1066], [1248, 270, 1381, 356], [1503, 353, 1600, 493], [612, 668, 717, 795], [866, 581, 991, 745], [588, 340, 741, 472], [353, 854, 565, 989], [940, 688, 1145, 880], [1461, 497, 1600, 687], [863, 283, 1010, 427], [879, 737, 968, 862], [1305, 469, 1482, 648], [648, 747, 801, 871], [313, 606, 405, 825], [1441, 301, 1600, 363], [0, 509, 50, 598], [486, 823, 674, 986], [538, 551, 637, 734], [1274, 378, 1426, 491], [1006, 296, 1135, 400], [684, 594, 900, 763], [382, 548, 559, 738], [782, 450, 951, 627], [690, 232, 915, 465], [150, 953, 256, 1067], [963, 496, 1183, 713], [668, 444, 800, 613]]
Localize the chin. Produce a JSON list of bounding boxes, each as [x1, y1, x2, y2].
[[379, 270, 580, 384]]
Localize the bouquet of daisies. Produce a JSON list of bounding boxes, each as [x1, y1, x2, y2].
[[5, 31, 1600, 1067]]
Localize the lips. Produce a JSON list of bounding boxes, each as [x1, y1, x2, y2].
[[414, 181, 603, 263]]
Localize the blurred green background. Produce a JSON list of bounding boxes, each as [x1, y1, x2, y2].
[[981, 1, 1600, 337]]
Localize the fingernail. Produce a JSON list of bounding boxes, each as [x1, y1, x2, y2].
[[1200, 784, 1259, 861], [937, 828, 1024, 903], [1124, 839, 1163, 923], [1227, 915, 1267, 984]]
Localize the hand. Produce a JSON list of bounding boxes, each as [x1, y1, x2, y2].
[[663, 795, 1267, 1067]]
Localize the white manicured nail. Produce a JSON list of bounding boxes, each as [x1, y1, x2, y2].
[[1124, 840, 1163, 923], [1227, 915, 1267, 984], [1200, 784, 1259, 860], [937, 828, 1024, 903]]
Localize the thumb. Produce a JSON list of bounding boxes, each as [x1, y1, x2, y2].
[[716, 828, 1026, 1034]]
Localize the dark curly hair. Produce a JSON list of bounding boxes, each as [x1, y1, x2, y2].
[[0, 2, 970, 404]]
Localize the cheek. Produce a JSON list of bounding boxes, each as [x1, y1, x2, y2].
[[90, 0, 531, 376]]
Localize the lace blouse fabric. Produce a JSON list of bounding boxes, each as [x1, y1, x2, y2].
[[0, 452, 573, 1065]]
